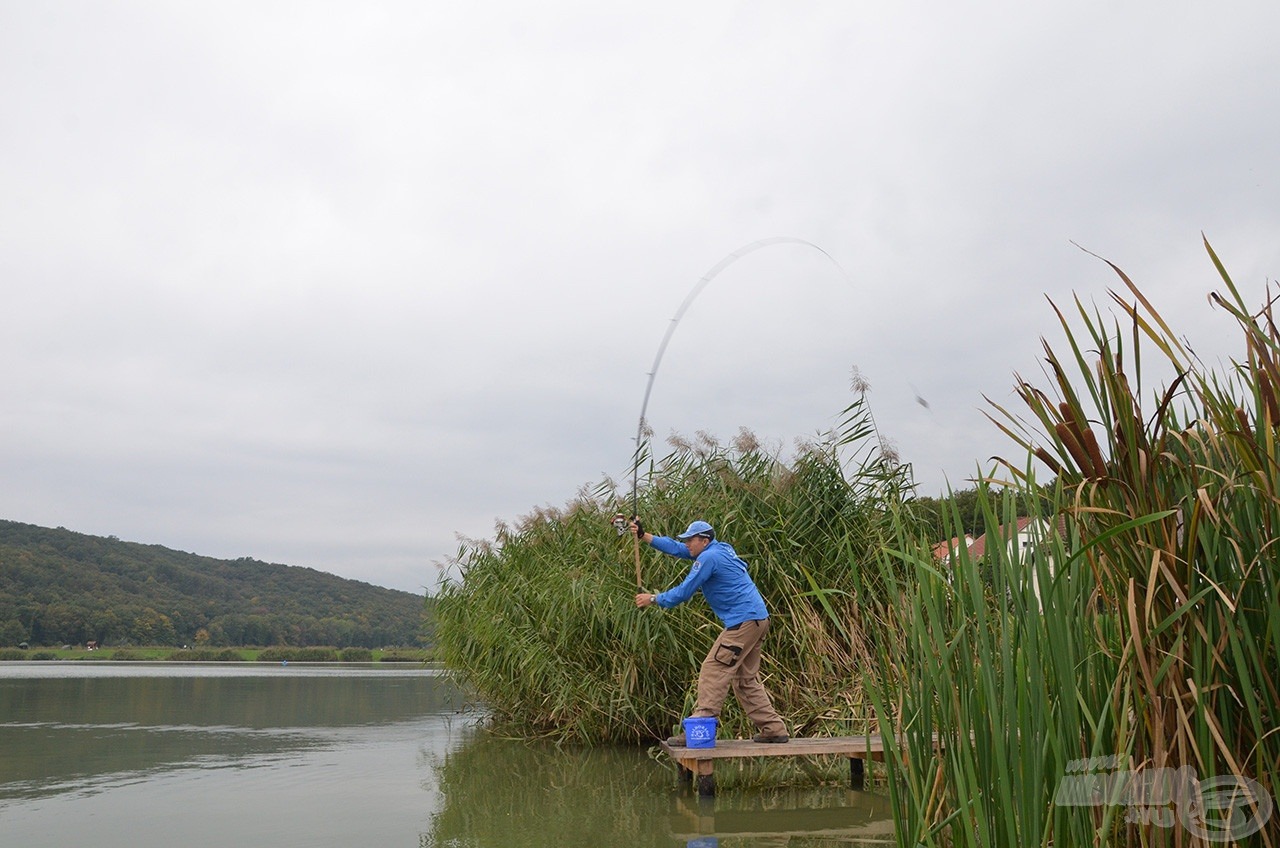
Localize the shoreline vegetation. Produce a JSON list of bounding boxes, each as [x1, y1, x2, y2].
[[0, 521, 429, 650], [0, 646, 433, 663], [435, 241, 1277, 846], [437, 386, 908, 746]]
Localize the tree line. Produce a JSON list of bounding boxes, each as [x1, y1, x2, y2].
[[911, 483, 1049, 540], [0, 520, 430, 648]]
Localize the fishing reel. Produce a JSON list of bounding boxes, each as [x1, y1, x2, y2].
[[613, 513, 643, 537]]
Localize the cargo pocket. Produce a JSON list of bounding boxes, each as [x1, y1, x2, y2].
[[713, 642, 743, 668]]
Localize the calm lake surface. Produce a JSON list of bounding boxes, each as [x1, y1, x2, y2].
[[0, 663, 892, 847]]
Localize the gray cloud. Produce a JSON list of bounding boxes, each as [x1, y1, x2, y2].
[[2, 2, 1277, 592]]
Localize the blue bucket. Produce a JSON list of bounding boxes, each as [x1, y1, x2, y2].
[[682, 716, 718, 749]]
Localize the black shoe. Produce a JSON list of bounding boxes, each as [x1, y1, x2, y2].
[[666, 734, 687, 747], [752, 733, 790, 744]]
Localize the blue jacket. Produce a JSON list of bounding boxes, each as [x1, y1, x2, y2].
[[650, 537, 769, 628]]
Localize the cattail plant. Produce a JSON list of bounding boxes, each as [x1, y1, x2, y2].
[[861, 240, 1278, 847]]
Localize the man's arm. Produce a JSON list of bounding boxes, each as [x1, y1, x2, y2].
[[647, 535, 693, 560], [652, 555, 716, 609], [630, 519, 694, 560]]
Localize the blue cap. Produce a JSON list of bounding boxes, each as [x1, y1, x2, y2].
[[676, 520, 715, 539]]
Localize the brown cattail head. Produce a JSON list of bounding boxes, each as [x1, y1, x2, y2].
[[1055, 422, 1093, 477], [1034, 447, 1064, 476]]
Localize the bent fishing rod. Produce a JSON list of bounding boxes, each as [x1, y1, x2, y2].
[[616, 237, 854, 588]]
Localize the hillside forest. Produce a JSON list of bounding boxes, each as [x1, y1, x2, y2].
[[0, 520, 429, 648]]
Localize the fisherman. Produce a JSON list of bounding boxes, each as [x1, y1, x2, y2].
[[632, 518, 790, 745]]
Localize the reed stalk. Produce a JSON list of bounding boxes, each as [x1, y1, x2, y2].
[[435, 240, 1276, 844], [434, 392, 914, 746], [861, 240, 1278, 846]]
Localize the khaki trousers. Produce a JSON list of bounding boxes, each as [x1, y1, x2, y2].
[[691, 618, 787, 737]]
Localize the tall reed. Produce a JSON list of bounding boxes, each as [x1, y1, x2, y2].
[[434, 393, 914, 745], [860, 241, 1278, 846]]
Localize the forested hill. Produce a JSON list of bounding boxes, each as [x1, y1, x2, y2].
[[0, 519, 428, 649]]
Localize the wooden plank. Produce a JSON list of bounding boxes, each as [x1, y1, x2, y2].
[[659, 734, 894, 762], [658, 733, 938, 797]]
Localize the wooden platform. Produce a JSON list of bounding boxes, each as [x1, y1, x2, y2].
[[658, 734, 908, 797]]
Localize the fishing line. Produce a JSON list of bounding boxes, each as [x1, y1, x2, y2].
[[627, 236, 857, 523]]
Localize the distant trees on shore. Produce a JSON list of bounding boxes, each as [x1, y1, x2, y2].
[[0, 520, 430, 649]]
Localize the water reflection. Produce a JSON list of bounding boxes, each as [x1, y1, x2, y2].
[[669, 791, 894, 844], [425, 731, 894, 847], [0, 663, 456, 728], [0, 663, 461, 805], [0, 665, 894, 847]]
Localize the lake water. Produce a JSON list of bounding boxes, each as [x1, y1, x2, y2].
[[0, 663, 893, 847]]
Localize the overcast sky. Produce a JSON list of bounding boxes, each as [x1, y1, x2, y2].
[[2, 2, 1277, 594]]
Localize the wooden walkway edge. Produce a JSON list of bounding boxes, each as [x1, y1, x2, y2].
[[658, 734, 915, 797]]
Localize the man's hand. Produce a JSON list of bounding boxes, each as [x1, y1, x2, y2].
[[630, 517, 647, 541], [635, 593, 657, 608]]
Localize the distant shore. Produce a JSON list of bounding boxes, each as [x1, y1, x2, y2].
[[0, 646, 433, 663]]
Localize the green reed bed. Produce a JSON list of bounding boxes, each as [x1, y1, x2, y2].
[[859, 241, 1278, 846], [434, 394, 914, 746], [435, 242, 1276, 836]]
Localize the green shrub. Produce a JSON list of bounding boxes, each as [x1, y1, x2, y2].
[[0, 648, 27, 660], [377, 651, 424, 663], [28, 651, 57, 660], [294, 646, 338, 662], [165, 648, 243, 661], [338, 647, 373, 662], [166, 648, 210, 661], [110, 649, 143, 661]]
